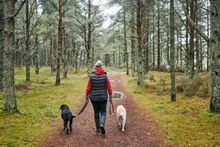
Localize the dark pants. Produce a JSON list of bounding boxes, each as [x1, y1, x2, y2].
[[91, 100, 107, 131]]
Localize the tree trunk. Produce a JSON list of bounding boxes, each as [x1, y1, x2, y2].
[[63, 29, 68, 78], [136, 0, 144, 86], [86, 0, 92, 73], [166, 22, 170, 65], [35, 35, 39, 74], [34, 0, 39, 75], [144, 8, 149, 74], [3, 0, 17, 112], [209, 0, 220, 113], [185, 0, 190, 75], [207, 0, 210, 71], [130, 11, 136, 76], [113, 51, 116, 67], [180, 31, 183, 67], [152, 11, 155, 68], [118, 49, 121, 67], [25, 0, 31, 82], [79, 50, 83, 68], [74, 44, 79, 73], [189, 0, 195, 79], [56, 0, 63, 85], [157, 3, 161, 71], [49, 36, 53, 73], [0, 0, 4, 88], [123, 6, 129, 75], [170, 0, 176, 101], [52, 35, 57, 73]]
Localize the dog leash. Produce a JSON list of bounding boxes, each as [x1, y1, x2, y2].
[[109, 101, 114, 115], [78, 99, 89, 115]]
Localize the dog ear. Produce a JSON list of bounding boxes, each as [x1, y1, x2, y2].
[[59, 105, 63, 110]]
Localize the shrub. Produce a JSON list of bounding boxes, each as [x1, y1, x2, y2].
[[159, 77, 166, 91], [192, 76, 204, 91], [159, 64, 168, 72], [149, 74, 156, 82], [176, 66, 185, 72], [196, 81, 210, 98], [178, 76, 194, 96], [176, 83, 183, 92]]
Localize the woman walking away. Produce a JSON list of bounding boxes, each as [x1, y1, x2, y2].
[[85, 60, 113, 134]]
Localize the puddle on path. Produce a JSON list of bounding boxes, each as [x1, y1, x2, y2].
[[112, 91, 124, 100], [110, 79, 121, 83]]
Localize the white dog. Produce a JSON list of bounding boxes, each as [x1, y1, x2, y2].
[[116, 105, 126, 132]]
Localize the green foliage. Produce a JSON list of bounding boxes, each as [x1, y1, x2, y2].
[[178, 76, 194, 96], [177, 75, 210, 97], [125, 73, 220, 146], [0, 67, 87, 146], [149, 74, 156, 82]]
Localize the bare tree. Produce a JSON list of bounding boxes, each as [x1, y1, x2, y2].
[[56, 0, 63, 85], [0, 0, 3, 88], [3, 0, 27, 112], [25, 0, 31, 82], [209, 0, 220, 113], [170, 0, 176, 101]]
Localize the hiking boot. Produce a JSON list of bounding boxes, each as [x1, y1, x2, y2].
[[100, 123, 105, 134]]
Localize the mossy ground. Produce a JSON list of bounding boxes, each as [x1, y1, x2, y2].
[[124, 71, 220, 146], [1, 68, 220, 146], [0, 67, 87, 147]]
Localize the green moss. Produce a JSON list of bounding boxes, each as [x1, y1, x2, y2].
[[124, 72, 220, 146], [0, 67, 87, 146]]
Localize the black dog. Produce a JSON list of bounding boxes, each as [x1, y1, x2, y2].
[[59, 104, 76, 134]]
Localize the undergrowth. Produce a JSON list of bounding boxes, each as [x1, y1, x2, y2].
[[0, 67, 87, 146], [125, 71, 220, 146]]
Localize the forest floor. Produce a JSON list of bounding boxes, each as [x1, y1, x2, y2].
[[40, 71, 171, 147], [1, 68, 220, 146]]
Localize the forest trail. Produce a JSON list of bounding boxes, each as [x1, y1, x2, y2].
[[40, 71, 169, 147]]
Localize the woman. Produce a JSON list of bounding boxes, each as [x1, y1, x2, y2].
[[85, 60, 112, 134]]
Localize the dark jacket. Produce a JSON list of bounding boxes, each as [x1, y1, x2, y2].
[[86, 67, 112, 101]]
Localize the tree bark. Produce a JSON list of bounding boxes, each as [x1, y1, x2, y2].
[[56, 0, 62, 85], [25, 0, 31, 82], [185, 0, 190, 75], [3, 0, 17, 112], [136, 0, 144, 86], [189, 0, 195, 79], [35, 35, 39, 74], [157, 3, 161, 71], [144, 7, 149, 74], [50, 36, 53, 74], [209, 0, 220, 113], [170, 0, 176, 101], [63, 28, 68, 78], [152, 10, 155, 68], [123, 5, 129, 75], [0, 0, 4, 88], [86, 0, 92, 73], [207, 0, 210, 71], [74, 43, 79, 73], [130, 11, 136, 76]]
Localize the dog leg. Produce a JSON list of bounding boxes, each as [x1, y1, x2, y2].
[[69, 118, 73, 132], [122, 118, 125, 132], [64, 121, 68, 134], [122, 124, 125, 131]]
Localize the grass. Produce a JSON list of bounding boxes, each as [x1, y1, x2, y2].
[[124, 71, 220, 146], [0, 67, 87, 147]]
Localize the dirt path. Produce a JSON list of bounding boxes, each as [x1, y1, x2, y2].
[[40, 72, 168, 147]]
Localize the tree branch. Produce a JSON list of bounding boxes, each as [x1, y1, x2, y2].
[[13, 0, 27, 18]]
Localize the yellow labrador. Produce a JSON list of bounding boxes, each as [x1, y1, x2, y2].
[[116, 105, 126, 131]]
